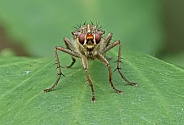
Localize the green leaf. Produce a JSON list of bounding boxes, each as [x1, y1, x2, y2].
[[0, 48, 184, 125]]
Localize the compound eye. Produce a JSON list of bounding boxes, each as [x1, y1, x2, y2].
[[95, 33, 101, 44], [78, 34, 85, 44]]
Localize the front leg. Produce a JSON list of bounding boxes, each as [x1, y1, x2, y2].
[[44, 46, 80, 92], [81, 56, 95, 102]]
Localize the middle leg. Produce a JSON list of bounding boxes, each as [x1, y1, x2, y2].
[[102, 40, 137, 86], [96, 53, 122, 94]]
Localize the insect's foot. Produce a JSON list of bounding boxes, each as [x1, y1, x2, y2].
[[65, 66, 71, 68], [43, 88, 52, 92], [113, 87, 122, 94], [91, 96, 96, 102], [130, 82, 138, 86], [117, 90, 123, 94]]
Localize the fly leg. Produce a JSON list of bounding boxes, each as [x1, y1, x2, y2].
[[64, 38, 76, 68], [104, 32, 113, 47], [102, 40, 137, 86], [81, 56, 95, 102], [116, 41, 137, 86], [96, 53, 122, 94], [44, 46, 80, 92]]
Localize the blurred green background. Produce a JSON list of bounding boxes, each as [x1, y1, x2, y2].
[[0, 0, 184, 67]]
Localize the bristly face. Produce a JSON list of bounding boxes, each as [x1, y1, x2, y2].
[[72, 23, 105, 59]]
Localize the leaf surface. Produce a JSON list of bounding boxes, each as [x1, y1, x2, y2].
[[0, 48, 184, 125]]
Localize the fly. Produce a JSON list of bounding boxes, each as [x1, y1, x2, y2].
[[44, 22, 137, 102]]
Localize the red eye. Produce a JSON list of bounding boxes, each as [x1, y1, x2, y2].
[[78, 34, 85, 44], [95, 33, 101, 44]]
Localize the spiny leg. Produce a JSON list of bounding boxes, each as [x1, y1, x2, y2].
[[44, 47, 64, 92], [44, 46, 80, 92], [96, 54, 122, 94], [102, 40, 137, 86], [116, 41, 137, 86], [81, 56, 95, 102], [64, 38, 76, 68]]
